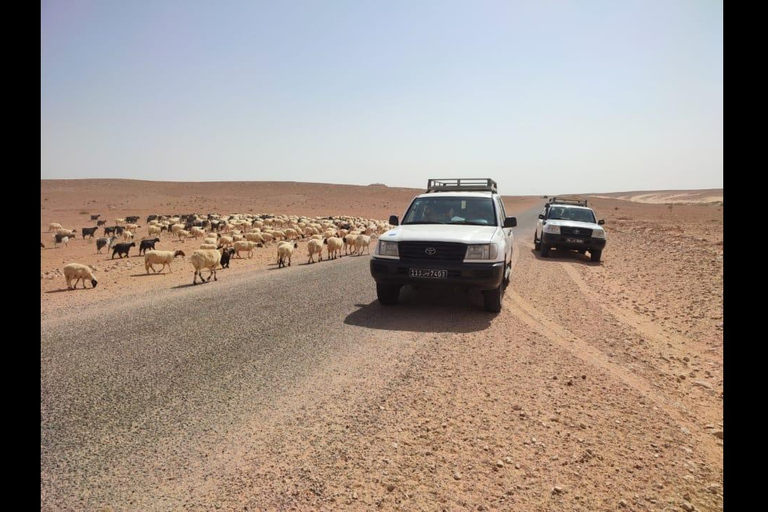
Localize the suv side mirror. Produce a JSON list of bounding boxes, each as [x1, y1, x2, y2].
[[538, 214, 545, 220], [503, 217, 517, 228], [598, 219, 605, 225], [389, 215, 399, 226]]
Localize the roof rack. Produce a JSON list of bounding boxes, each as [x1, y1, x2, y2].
[[426, 178, 498, 194], [547, 196, 588, 207]]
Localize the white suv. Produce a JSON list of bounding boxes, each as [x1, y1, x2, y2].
[[534, 197, 606, 262], [370, 179, 517, 312]]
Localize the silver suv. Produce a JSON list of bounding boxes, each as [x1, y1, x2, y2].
[[534, 197, 606, 262]]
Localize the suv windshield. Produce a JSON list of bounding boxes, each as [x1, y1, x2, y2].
[[402, 197, 497, 226], [547, 206, 596, 223]]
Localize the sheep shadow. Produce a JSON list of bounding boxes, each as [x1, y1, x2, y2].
[[44, 288, 92, 294], [344, 287, 494, 334], [129, 273, 169, 278]]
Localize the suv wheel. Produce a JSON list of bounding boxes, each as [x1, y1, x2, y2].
[[590, 250, 602, 263], [377, 283, 401, 305], [541, 243, 551, 257], [483, 281, 504, 313], [534, 232, 541, 250]]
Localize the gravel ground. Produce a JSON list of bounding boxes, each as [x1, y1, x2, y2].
[[41, 196, 723, 511]]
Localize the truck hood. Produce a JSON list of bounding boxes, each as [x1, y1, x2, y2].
[[380, 224, 499, 244], [544, 220, 602, 230]]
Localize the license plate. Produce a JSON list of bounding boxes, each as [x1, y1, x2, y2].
[[409, 268, 448, 278], [565, 238, 584, 243]]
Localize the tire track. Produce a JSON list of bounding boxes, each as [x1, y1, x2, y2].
[[506, 288, 722, 464], [511, 239, 721, 465]]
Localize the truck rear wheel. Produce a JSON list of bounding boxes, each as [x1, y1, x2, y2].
[[377, 283, 401, 305]]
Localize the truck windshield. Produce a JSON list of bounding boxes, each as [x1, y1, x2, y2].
[[402, 197, 497, 226], [547, 207, 596, 223]]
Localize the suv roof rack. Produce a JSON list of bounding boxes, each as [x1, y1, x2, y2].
[[426, 178, 498, 194], [547, 196, 588, 207]]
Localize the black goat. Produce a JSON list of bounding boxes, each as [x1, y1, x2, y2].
[[90, 214, 101, 220], [219, 248, 235, 269], [139, 238, 160, 255], [111, 242, 135, 259], [81, 227, 98, 239]]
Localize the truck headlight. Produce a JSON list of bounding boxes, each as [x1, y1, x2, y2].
[[543, 224, 561, 234], [377, 241, 399, 256], [465, 244, 498, 260], [592, 229, 606, 239]]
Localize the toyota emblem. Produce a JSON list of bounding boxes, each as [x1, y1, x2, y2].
[[425, 247, 437, 255], [573, 229, 580, 234]]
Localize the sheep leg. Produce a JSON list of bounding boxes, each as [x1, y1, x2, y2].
[[213, 268, 217, 281], [167, 263, 172, 273], [193, 270, 199, 285], [66, 277, 72, 290], [206, 268, 214, 281]]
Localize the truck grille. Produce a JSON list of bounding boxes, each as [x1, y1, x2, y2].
[[560, 226, 593, 237], [398, 242, 467, 262]]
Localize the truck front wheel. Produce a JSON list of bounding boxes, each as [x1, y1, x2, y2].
[[377, 283, 401, 305], [483, 281, 504, 313]]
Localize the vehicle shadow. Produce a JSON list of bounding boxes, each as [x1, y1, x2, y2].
[[344, 287, 494, 334], [530, 247, 601, 266]]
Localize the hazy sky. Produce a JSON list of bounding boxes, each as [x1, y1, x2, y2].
[[41, 0, 722, 196]]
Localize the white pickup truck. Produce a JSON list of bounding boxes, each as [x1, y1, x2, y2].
[[369, 178, 517, 312]]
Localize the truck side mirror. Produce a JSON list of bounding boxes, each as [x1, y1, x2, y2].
[[503, 217, 517, 228], [538, 214, 545, 220], [598, 219, 605, 225], [389, 215, 399, 226]]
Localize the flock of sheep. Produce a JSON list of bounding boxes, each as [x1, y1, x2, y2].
[[45, 213, 391, 289]]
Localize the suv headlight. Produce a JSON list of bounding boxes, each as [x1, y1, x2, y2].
[[377, 241, 399, 257], [465, 244, 498, 260], [592, 229, 606, 239], [543, 224, 561, 234]]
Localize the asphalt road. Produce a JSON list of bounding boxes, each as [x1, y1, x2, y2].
[[41, 203, 544, 509]]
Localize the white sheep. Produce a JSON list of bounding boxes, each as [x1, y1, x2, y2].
[[56, 228, 77, 238], [125, 223, 140, 231], [233, 240, 258, 259], [355, 234, 371, 255], [307, 239, 324, 263], [148, 225, 162, 237], [190, 226, 206, 238], [144, 250, 186, 274], [324, 236, 344, 260], [63, 263, 98, 290], [115, 218, 126, 226], [176, 229, 191, 242], [277, 241, 298, 268], [122, 230, 134, 241], [190, 249, 221, 284], [344, 234, 357, 255], [203, 237, 218, 245], [199, 243, 218, 250], [48, 222, 62, 232], [245, 232, 264, 244], [218, 235, 234, 248]]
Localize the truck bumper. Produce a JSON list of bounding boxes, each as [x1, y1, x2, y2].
[[370, 258, 505, 290], [541, 233, 606, 251]]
